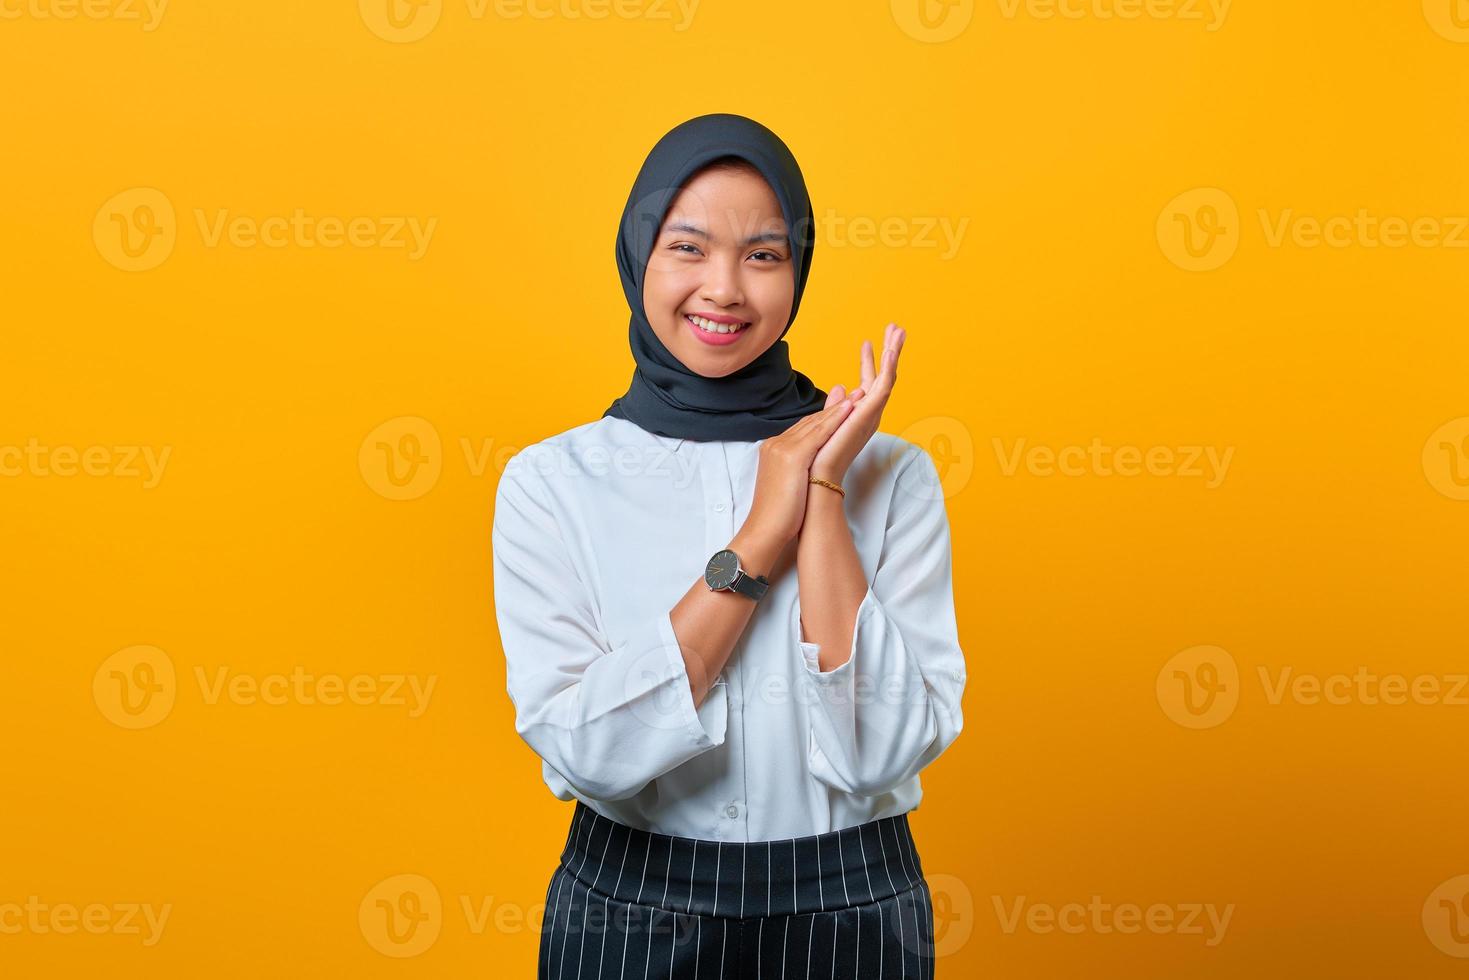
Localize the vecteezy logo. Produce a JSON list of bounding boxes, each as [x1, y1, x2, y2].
[[623, 638, 713, 737], [895, 416, 975, 501], [1156, 188, 1240, 272], [93, 645, 177, 729], [890, 0, 974, 42], [359, 0, 442, 42], [93, 188, 177, 272], [924, 872, 975, 958], [1422, 417, 1469, 501], [359, 874, 442, 957], [1423, 0, 1469, 41], [1423, 875, 1469, 957], [359, 416, 443, 501], [1156, 645, 1239, 729]]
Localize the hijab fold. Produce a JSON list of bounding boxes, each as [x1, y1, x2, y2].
[[602, 113, 827, 442]]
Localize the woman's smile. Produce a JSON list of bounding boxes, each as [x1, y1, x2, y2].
[[684, 311, 752, 345], [637, 157, 794, 375]]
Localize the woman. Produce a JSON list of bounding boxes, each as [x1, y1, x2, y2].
[[492, 113, 966, 979]]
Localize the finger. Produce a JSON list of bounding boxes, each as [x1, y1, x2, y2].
[[822, 397, 856, 426], [797, 399, 854, 442], [875, 325, 905, 391], [774, 411, 821, 446], [796, 399, 844, 428], [824, 384, 846, 409], [861, 338, 875, 390]]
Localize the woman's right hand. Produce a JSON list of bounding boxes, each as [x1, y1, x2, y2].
[[742, 398, 857, 547]]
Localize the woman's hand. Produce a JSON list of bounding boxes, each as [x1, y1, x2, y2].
[[811, 323, 906, 485], [742, 399, 857, 547]]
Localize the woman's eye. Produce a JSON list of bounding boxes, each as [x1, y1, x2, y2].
[[671, 243, 702, 255], [750, 250, 783, 262]]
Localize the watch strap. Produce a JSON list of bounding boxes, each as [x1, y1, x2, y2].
[[730, 569, 769, 600]]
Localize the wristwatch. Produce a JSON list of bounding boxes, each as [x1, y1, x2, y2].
[[704, 548, 770, 601]]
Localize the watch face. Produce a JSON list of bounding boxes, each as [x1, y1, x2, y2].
[[705, 549, 739, 590]]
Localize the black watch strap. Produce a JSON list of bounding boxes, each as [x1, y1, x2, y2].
[[730, 569, 770, 600]]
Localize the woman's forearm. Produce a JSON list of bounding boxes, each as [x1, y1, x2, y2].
[[795, 488, 867, 672], [670, 524, 790, 709]]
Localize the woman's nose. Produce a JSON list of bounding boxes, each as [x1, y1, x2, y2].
[[700, 258, 743, 307]]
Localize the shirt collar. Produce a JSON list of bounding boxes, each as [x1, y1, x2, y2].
[[648, 429, 767, 454], [607, 415, 688, 454], [652, 432, 688, 454]]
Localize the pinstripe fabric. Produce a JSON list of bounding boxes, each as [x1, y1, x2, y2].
[[539, 800, 936, 979]]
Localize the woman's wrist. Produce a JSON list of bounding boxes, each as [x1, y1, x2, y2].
[[806, 481, 846, 508], [807, 469, 848, 506], [728, 525, 788, 578], [809, 464, 847, 487]]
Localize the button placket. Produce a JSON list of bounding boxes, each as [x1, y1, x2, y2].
[[701, 442, 736, 546], [700, 443, 747, 839]]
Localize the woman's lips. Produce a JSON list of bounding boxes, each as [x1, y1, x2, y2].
[[684, 313, 751, 346]]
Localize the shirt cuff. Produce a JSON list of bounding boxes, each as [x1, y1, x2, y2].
[[795, 587, 876, 679], [655, 608, 729, 748]]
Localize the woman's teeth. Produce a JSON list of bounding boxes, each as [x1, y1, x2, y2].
[[686, 315, 749, 335]]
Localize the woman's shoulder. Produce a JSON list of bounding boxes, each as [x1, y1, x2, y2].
[[499, 416, 649, 487], [858, 429, 948, 508], [510, 416, 616, 455], [859, 429, 931, 478]]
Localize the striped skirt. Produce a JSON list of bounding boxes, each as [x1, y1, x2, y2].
[[539, 799, 936, 979]]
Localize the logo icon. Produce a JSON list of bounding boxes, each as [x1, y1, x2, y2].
[[895, 416, 974, 501], [93, 645, 177, 729], [1423, 875, 1469, 957], [622, 636, 717, 737], [359, 874, 442, 957], [1424, 0, 1469, 41], [891, 0, 975, 42], [1157, 188, 1240, 272], [359, 0, 442, 42], [1423, 417, 1469, 501], [93, 188, 177, 272], [359, 416, 443, 500], [919, 872, 974, 958], [1157, 645, 1239, 729]]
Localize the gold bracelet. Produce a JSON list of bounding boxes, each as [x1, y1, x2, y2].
[[809, 476, 845, 498]]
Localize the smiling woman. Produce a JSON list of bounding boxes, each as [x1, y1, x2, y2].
[[601, 115, 831, 443], [642, 157, 794, 361], [493, 113, 963, 980]]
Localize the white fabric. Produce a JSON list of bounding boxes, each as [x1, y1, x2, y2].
[[492, 414, 966, 841]]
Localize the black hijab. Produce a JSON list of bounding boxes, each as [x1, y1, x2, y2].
[[602, 113, 828, 442]]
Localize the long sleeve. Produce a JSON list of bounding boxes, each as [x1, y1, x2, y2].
[[795, 445, 967, 797], [492, 457, 728, 802]]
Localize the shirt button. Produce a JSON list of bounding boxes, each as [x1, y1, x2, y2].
[[713, 502, 727, 512], [725, 804, 740, 819]]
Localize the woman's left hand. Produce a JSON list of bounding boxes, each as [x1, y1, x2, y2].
[[811, 322, 906, 486]]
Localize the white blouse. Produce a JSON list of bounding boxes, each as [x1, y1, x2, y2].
[[491, 414, 966, 842]]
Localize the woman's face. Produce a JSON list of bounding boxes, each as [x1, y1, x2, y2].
[[641, 164, 795, 378]]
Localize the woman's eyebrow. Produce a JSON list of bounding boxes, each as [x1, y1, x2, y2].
[[662, 220, 789, 247]]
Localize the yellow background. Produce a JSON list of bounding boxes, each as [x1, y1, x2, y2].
[[3, 0, 1468, 975]]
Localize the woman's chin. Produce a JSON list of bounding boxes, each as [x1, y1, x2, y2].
[[687, 357, 743, 379]]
